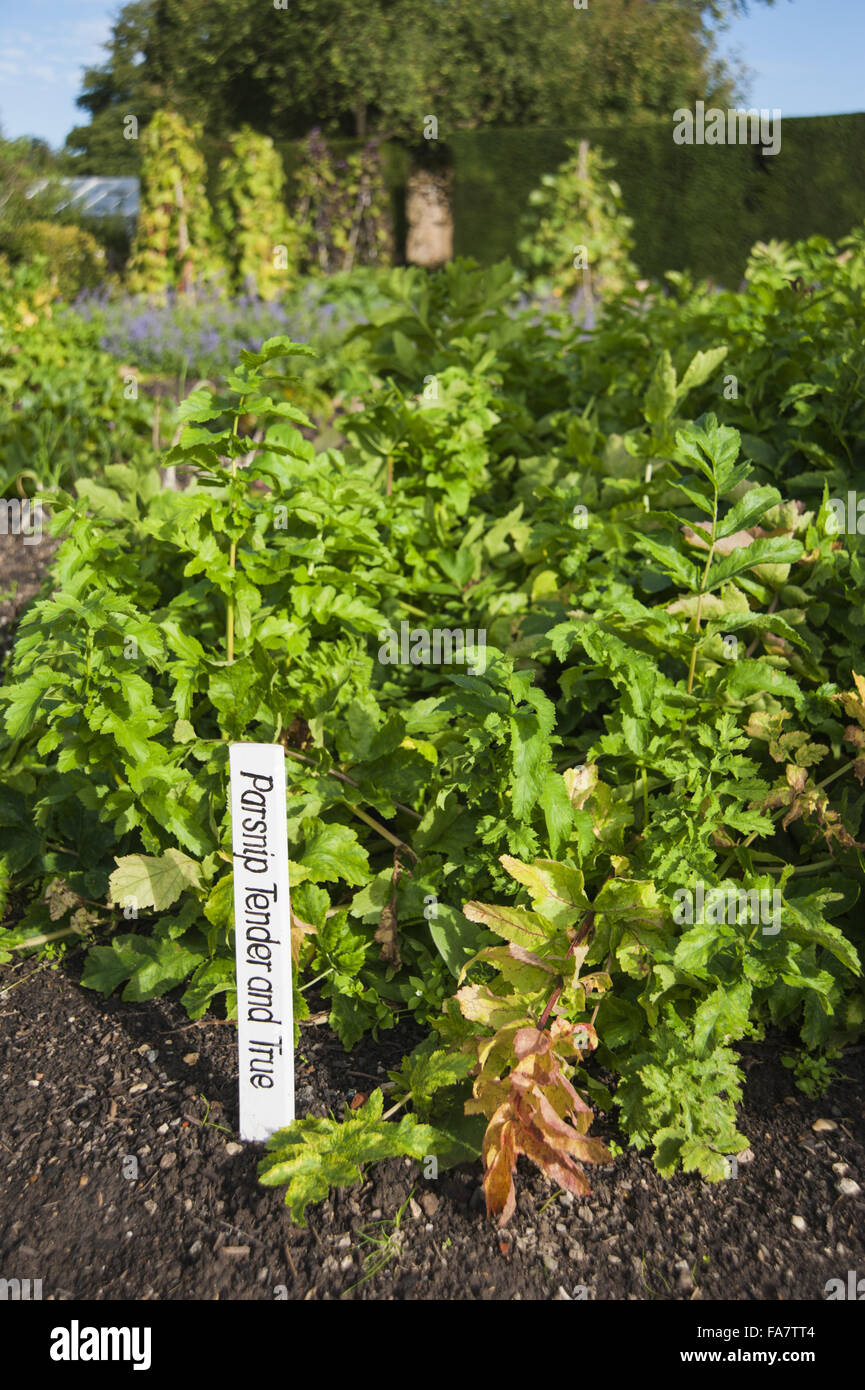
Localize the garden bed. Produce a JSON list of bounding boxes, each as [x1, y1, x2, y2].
[[0, 532, 56, 669], [3, 238, 865, 1302], [1, 950, 862, 1301]]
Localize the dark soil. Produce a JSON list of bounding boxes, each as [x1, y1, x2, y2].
[[1, 951, 863, 1302], [0, 530, 56, 668]]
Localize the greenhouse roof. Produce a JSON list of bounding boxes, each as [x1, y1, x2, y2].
[[27, 177, 140, 221]]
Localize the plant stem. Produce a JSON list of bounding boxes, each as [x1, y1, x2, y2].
[[537, 904, 598, 1029], [227, 539, 237, 664], [394, 599, 428, 620], [718, 831, 760, 878], [6, 923, 88, 951], [0, 962, 48, 997], [761, 857, 837, 877], [283, 746, 421, 820], [226, 402, 243, 665], [347, 804, 417, 861], [299, 969, 333, 994], [686, 495, 718, 695], [815, 763, 854, 793]]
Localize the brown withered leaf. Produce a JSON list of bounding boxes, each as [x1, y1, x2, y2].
[[375, 898, 400, 966], [477, 1020, 610, 1227], [837, 672, 865, 732], [786, 765, 808, 794], [683, 521, 767, 555], [70, 907, 100, 934], [290, 908, 317, 965], [375, 852, 403, 966], [760, 775, 863, 851], [563, 763, 598, 809], [512, 1025, 551, 1062], [483, 1110, 517, 1226], [43, 878, 81, 922]]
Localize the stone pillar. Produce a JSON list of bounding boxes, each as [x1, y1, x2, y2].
[[405, 165, 453, 268]]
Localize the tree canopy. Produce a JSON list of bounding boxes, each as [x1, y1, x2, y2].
[[63, 0, 777, 172]]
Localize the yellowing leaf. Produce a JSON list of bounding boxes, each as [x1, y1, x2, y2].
[[563, 763, 598, 808], [462, 900, 554, 950], [500, 856, 590, 928], [108, 849, 203, 912]]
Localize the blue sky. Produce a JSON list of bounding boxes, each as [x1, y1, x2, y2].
[[0, 0, 863, 149], [0, 0, 118, 146], [717, 0, 865, 115]]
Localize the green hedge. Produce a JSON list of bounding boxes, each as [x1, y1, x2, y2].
[[450, 115, 865, 286], [122, 116, 865, 283]]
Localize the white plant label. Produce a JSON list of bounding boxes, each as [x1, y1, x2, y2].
[[229, 743, 294, 1141]]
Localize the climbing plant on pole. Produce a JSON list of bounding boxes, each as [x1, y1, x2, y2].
[[518, 139, 637, 314], [127, 110, 224, 295], [294, 130, 392, 276], [216, 127, 302, 299]]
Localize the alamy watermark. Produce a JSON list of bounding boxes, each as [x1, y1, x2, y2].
[[0, 498, 42, 545], [0, 1277, 42, 1300], [378, 622, 487, 676], [824, 1270, 865, 1300], [673, 881, 781, 935], [49, 1323, 151, 1371], [673, 102, 782, 156], [825, 492, 865, 535]]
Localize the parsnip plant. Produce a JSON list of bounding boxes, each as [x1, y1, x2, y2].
[[3, 233, 865, 1224]]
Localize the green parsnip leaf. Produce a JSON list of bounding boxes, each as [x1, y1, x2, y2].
[[258, 1089, 445, 1224]]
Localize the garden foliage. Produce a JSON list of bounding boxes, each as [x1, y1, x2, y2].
[[2, 224, 865, 1223], [293, 131, 393, 275], [518, 139, 637, 309], [127, 110, 224, 295], [0, 262, 157, 497], [216, 128, 303, 299]]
